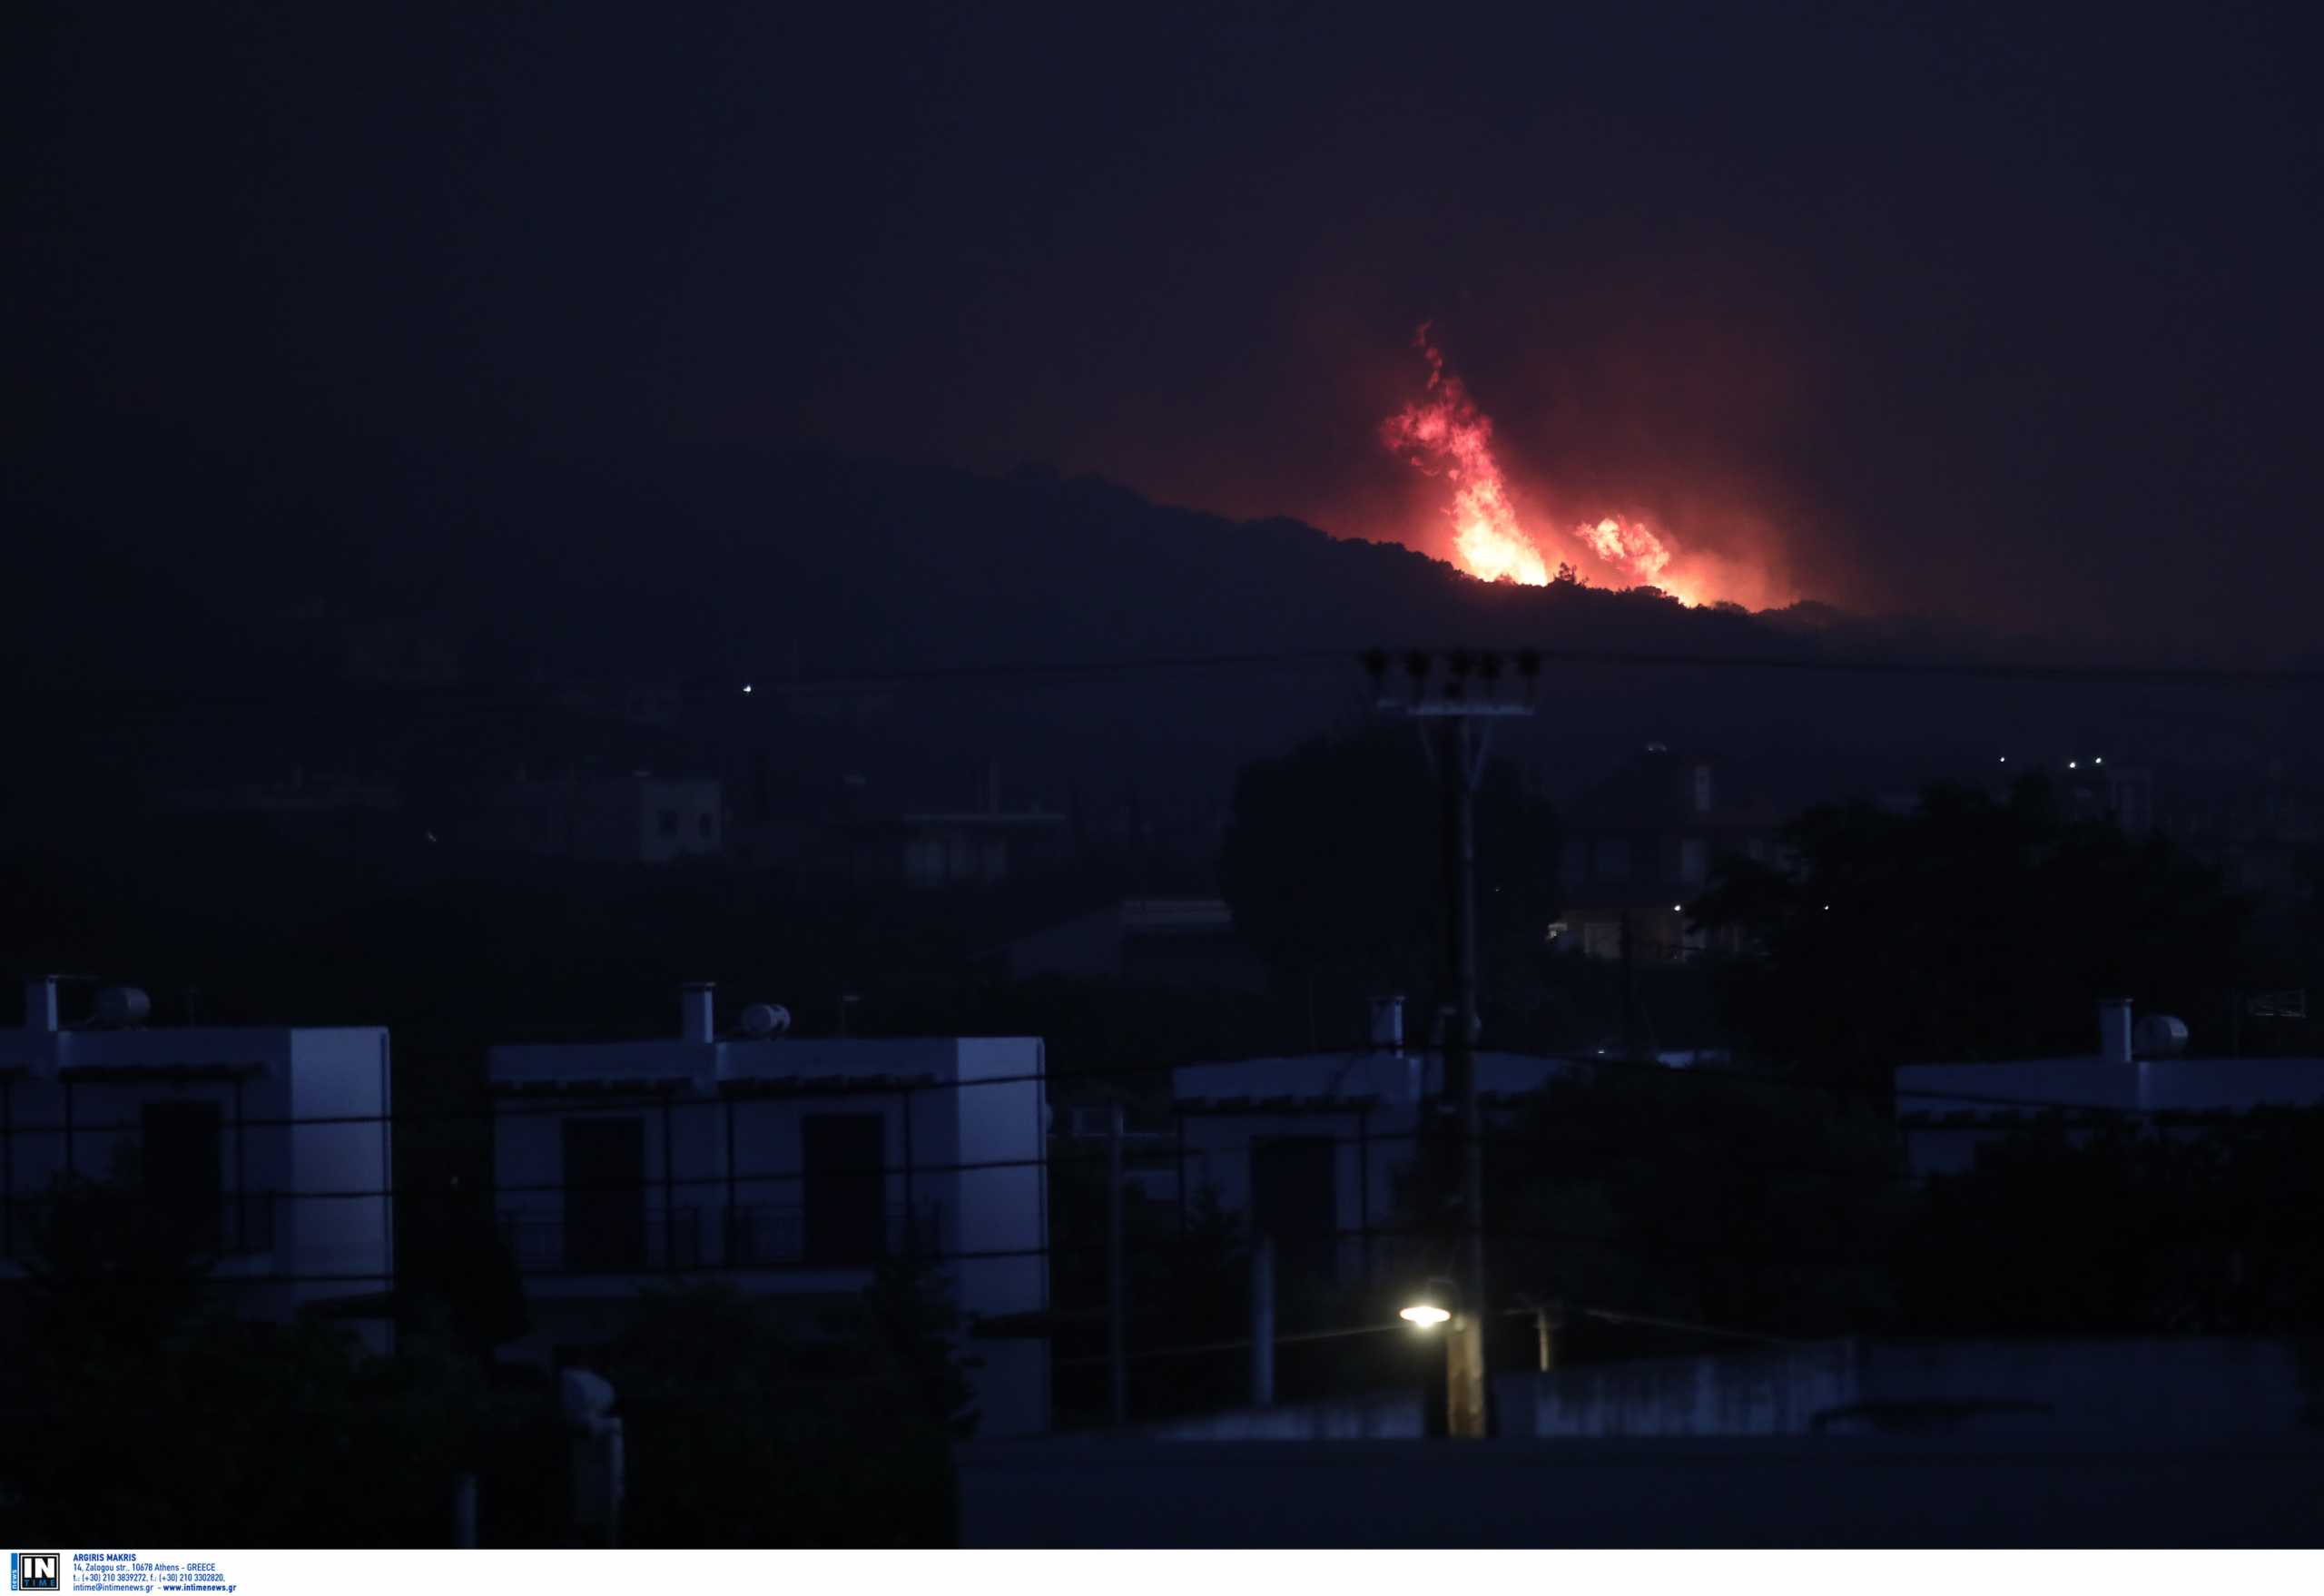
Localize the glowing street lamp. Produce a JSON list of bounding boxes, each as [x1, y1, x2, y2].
[[1399, 1276, 1485, 1436], [1401, 1276, 1456, 1327]]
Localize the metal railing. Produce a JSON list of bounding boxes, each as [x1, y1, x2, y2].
[[497, 1206, 706, 1274], [0, 1191, 279, 1261], [495, 1201, 942, 1274], [724, 1202, 941, 1267]]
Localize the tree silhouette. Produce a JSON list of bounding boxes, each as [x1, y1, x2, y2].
[[1694, 772, 2247, 1095], [1218, 722, 1563, 1047]]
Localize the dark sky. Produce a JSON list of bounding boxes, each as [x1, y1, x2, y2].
[[13, 2, 2320, 655]]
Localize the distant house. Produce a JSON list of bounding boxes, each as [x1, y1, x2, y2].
[[2170, 764, 2319, 906], [1004, 899, 1268, 990], [487, 984, 1050, 1435], [1556, 746, 1786, 961], [478, 773, 724, 864], [896, 805, 1070, 890], [1894, 998, 2324, 1178], [1166, 999, 1582, 1286], [1, 975, 395, 1348]]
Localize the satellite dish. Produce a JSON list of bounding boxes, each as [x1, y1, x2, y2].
[[739, 1002, 791, 1039], [2134, 1014, 2188, 1058], [94, 987, 151, 1028]]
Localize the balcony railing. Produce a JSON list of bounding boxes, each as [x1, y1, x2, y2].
[[496, 1201, 942, 1275], [724, 1202, 941, 1267], [497, 1206, 707, 1274], [0, 1191, 278, 1262]]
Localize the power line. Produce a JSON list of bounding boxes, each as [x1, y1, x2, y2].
[[10, 641, 2324, 716], [6, 1054, 2290, 1197], [12, 1214, 1904, 1290]]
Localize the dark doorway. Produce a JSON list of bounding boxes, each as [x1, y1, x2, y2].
[[563, 1118, 647, 1271], [1252, 1136, 1339, 1286], [142, 1100, 223, 1250], [803, 1114, 886, 1266]]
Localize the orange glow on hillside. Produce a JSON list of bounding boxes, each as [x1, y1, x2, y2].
[[1380, 326, 1777, 609], [1379, 333, 1549, 586]]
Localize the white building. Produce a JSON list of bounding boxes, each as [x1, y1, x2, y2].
[[1896, 998, 2324, 1177], [1, 975, 394, 1344], [487, 983, 1050, 1434], [1168, 999, 1582, 1286], [480, 773, 724, 864]]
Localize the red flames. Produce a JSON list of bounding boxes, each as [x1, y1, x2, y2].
[[1382, 326, 1761, 609]]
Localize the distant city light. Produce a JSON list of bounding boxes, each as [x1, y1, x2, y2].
[[2095, 756, 2103, 764], [2068, 761, 2078, 769], [743, 684, 753, 695], [1671, 903, 1682, 911], [2000, 757, 2007, 764]]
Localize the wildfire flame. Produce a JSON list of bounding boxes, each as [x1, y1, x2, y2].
[[1379, 333, 1550, 586], [1381, 326, 1712, 606], [1575, 515, 1669, 586]]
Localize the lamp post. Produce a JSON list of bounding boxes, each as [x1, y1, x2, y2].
[[1400, 1276, 1487, 1438], [1372, 649, 1540, 1443], [1521, 1296, 1563, 1373]]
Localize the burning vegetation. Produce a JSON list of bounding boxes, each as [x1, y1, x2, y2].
[[1382, 325, 1746, 609]]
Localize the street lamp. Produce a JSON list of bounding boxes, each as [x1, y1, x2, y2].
[[1400, 1276, 1456, 1326], [1399, 1276, 1486, 1437]]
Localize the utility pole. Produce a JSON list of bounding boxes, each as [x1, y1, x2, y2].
[[1251, 1233, 1275, 1407], [1620, 909, 1640, 1062], [1107, 1101, 1127, 1427], [1531, 1298, 1562, 1373], [1368, 648, 1540, 1439]]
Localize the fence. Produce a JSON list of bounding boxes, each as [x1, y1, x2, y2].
[[495, 1200, 945, 1275], [0, 1188, 279, 1261]]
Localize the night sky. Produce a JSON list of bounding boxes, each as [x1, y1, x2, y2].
[[13, 2, 2319, 655]]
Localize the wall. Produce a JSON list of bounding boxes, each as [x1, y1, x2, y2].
[[1175, 1106, 1402, 1286], [1495, 1336, 2312, 1439], [0, 1025, 389, 1329], [1503, 1343, 1860, 1438], [1896, 1058, 2324, 1177], [1853, 1337, 2310, 1435], [957, 1433, 2324, 1547], [955, 1039, 1049, 1437], [1169, 1051, 1588, 1286], [285, 1028, 394, 1315], [487, 1034, 1052, 1435], [1140, 1391, 1423, 1440], [7, 1070, 291, 1227], [494, 1088, 703, 1270]]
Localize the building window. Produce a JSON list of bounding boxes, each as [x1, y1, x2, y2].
[[1680, 836, 1708, 883], [802, 1114, 887, 1266], [563, 1117, 646, 1271], [657, 808, 679, 839], [143, 1101, 223, 1252]]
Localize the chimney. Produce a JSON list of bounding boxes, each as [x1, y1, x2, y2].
[[22, 976, 58, 1033], [681, 981, 715, 1044], [1369, 994, 1405, 1054], [2098, 997, 2132, 1064]]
